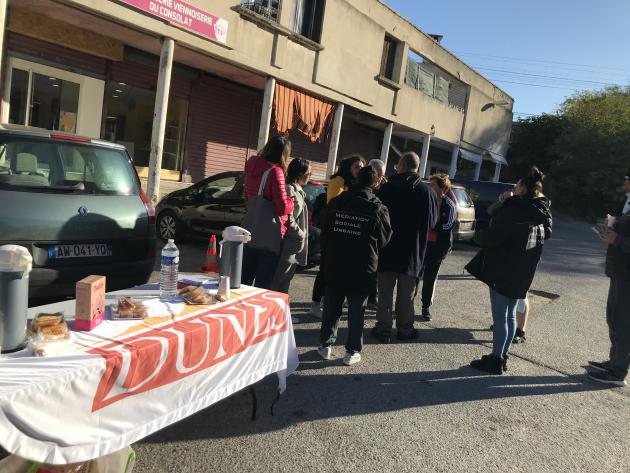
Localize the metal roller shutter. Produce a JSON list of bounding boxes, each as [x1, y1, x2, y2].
[[185, 75, 262, 182]]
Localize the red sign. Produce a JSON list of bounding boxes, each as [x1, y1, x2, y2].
[[118, 0, 229, 44], [89, 292, 289, 411]]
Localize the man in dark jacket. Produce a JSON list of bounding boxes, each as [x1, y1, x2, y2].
[[588, 173, 630, 386], [372, 152, 438, 343], [318, 166, 392, 366]]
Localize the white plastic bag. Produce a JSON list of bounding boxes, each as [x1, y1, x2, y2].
[[0, 446, 135, 473]]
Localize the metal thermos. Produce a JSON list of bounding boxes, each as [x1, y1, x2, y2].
[[219, 226, 251, 289], [0, 245, 32, 352]]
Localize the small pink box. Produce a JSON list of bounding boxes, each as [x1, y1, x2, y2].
[[74, 275, 106, 331]]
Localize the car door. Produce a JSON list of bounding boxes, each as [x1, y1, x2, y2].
[[221, 172, 246, 227], [187, 172, 242, 235]]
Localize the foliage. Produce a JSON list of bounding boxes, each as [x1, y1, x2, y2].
[[506, 86, 630, 220]]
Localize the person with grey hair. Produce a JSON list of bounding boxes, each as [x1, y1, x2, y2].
[[368, 159, 387, 189], [372, 151, 438, 343]]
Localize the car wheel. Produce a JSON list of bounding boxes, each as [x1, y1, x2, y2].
[[157, 211, 179, 242]]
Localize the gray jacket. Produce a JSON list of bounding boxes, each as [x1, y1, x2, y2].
[[281, 183, 309, 266]]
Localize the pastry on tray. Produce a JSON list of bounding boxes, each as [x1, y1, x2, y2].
[[116, 297, 148, 319], [179, 286, 211, 304]]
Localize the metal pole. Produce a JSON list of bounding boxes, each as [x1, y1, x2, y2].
[[449, 145, 459, 178], [147, 37, 174, 205], [380, 122, 394, 167], [326, 103, 344, 179], [0, 0, 9, 123], [257, 77, 276, 150], [493, 162, 501, 182], [419, 133, 431, 178]]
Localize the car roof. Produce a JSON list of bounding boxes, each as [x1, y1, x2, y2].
[[0, 123, 126, 150]]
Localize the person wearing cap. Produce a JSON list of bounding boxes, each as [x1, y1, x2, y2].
[[588, 173, 630, 386]]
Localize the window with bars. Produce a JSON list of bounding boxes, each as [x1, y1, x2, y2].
[[379, 36, 398, 80], [241, 0, 281, 22]]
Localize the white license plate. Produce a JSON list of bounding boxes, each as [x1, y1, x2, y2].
[[459, 222, 473, 230], [49, 244, 112, 259]]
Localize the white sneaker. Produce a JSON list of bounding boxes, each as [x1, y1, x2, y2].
[[343, 352, 361, 366], [317, 346, 332, 360], [309, 302, 323, 319]]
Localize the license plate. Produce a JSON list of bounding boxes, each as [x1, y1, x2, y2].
[[459, 222, 473, 230], [49, 244, 112, 259]]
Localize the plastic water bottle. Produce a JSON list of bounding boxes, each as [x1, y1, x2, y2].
[[160, 239, 179, 300]]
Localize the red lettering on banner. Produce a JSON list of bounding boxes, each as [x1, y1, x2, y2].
[[89, 293, 289, 411]]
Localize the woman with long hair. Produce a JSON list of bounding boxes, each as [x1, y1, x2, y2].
[[326, 154, 365, 203], [242, 135, 294, 289], [419, 173, 457, 321], [271, 158, 311, 293], [466, 167, 552, 374]]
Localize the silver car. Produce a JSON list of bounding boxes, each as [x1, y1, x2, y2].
[[0, 125, 155, 301]]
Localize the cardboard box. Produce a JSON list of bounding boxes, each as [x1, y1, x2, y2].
[[75, 275, 106, 331]]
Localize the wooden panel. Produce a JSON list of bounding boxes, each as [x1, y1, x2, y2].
[[7, 7, 124, 61]]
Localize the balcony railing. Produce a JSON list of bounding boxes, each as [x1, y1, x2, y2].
[[240, 0, 280, 22]]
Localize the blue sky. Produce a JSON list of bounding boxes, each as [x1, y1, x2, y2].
[[384, 0, 630, 118]]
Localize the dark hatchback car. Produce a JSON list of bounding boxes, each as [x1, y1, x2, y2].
[[156, 171, 325, 263], [453, 179, 515, 230], [0, 125, 156, 301]]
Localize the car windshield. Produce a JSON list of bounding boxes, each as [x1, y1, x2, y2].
[[0, 138, 138, 195], [452, 188, 473, 207]]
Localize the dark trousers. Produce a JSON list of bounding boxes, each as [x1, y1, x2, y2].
[[374, 272, 417, 336], [312, 269, 325, 303], [319, 286, 368, 354], [241, 247, 280, 290], [607, 278, 630, 379], [421, 243, 444, 309]]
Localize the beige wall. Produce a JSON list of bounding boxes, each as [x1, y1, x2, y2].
[[48, 0, 512, 156]]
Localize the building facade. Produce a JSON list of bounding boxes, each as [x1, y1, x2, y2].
[[0, 0, 514, 201]]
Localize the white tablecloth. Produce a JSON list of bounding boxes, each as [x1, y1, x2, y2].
[[0, 283, 299, 465]]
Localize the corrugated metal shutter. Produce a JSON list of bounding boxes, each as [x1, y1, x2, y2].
[[110, 60, 191, 99], [287, 130, 329, 181], [185, 75, 262, 182], [7, 32, 107, 77], [337, 123, 382, 162]]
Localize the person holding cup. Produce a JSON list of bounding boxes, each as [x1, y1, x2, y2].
[[587, 172, 630, 386]]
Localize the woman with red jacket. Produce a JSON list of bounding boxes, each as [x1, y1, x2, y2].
[[242, 136, 294, 289]]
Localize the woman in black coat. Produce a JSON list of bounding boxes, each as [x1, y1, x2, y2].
[[465, 167, 552, 374]]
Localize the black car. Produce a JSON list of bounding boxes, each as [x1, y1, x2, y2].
[[156, 171, 324, 264], [453, 179, 515, 230]]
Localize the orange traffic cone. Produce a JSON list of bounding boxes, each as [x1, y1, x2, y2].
[[201, 234, 220, 273]]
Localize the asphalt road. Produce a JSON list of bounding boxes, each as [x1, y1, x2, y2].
[[136, 216, 630, 473]]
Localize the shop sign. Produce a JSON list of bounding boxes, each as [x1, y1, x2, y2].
[[118, 0, 228, 44]]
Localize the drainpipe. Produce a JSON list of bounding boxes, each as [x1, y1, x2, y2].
[[257, 77, 276, 150], [147, 37, 174, 205], [326, 103, 344, 179]]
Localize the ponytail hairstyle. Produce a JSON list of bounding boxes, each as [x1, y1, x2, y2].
[[260, 135, 291, 173], [286, 158, 311, 185], [519, 166, 545, 197], [332, 154, 366, 187], [429, 172, 452, 194]]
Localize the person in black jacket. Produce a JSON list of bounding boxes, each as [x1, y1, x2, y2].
[[419, 173, 457, 321], [372, 152, 438, 343], [587, 172, 630, 386], [318, 166, 392, 366], [465, 167, 552, 374]]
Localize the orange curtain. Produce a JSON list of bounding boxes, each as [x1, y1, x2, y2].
[[273, 83, 336, 144]]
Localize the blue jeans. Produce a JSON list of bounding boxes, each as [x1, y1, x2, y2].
[[242, 247, 280, 290], [490, 288, 518, 358], [319, 286, 368, 354]]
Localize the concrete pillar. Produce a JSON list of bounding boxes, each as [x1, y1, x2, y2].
[[419, 133, 431, 178], [449, 145, 459, 178], [257, 77, 276, 150], [147, 37, 174, 205], [326, 103, 344, 178], [0, 0, 9, 123], [380, 122, 394, 167], [473, 160, 482, 181], [493, 163, 502, 182]]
